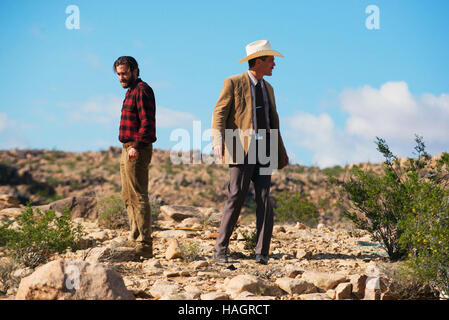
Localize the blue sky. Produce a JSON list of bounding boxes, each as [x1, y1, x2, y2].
[[1, 0, 448, 167]]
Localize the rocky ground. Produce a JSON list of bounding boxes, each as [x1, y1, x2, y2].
[[0, 148, 443, 300], [0, 203, 437, 300]]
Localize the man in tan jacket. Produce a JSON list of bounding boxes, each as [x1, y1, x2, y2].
[[212, 40, 289, 265]]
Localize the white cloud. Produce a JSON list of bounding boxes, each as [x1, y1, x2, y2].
[[66, 96, 198, 129], [285, 81, 449, 168], [157, 106, 199, 128], [0, 113, 30, 150], [0, 113, 7, 132], [68, 95, 123, 125]]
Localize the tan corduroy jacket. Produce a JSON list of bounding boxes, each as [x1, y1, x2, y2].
[[211, 72, 288, 169]]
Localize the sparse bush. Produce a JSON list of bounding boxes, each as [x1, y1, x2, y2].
[[96, 194, 128, 229], [0, 260, 21, 295], [274, 190, 319, 227], [106, 163, 120, 175], [333, 134, 449, 285], [0, 205, 83, 268], [322, 165, 345, 178], [378, 262, 438, 300], [241, 230, 257, 253], [179, 241, 201, 262], [397, 150, 449, 298]]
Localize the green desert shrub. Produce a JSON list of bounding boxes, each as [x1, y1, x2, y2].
[[0, 205, 83, 268], [333, 135, 449, 271], [240, 230, 257, 253], [0, 260, 21, 295], [274, 190, 319, 227], [179, 241, 201, 262], [96, 194, 128, 229], [397, 150, 449, 298]]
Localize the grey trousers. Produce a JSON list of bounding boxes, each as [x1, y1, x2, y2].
[[214, 163, 274, 256]]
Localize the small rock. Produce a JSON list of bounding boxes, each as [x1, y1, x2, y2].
[[200, 292, 230, 300], [143, 259, 162, 269], [163, 269, 191, 278], [326, 289, 336, 300], [295, 222, 308, 230], [224, 275, 263, 296], [349, 274, 367, 299], [335, 282, 352, 300], [165, 238, 182, 260], [191, 261, 208, 270], [299, 293, 332, 300], [184, 285, 201, 299], [274, 226, 286, 233], [89, 231, 108, 242], [157, 230, 189, 239], [178, 217, 202, 228], [296, 249, 312, 260], [149, 280, 179, 299], [285, 265, 305, 278]]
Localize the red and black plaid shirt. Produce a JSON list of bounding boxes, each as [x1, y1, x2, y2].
[[119, 78, 157, 150]]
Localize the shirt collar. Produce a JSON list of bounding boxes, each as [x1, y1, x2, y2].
[[128, 77, 141, 90], [247, 70, 263, 86]]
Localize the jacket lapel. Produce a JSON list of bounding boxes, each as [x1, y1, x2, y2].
[[242, 72, 252, 111]]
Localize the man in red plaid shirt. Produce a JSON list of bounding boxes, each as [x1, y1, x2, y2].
[[114, 56, 156, 258]]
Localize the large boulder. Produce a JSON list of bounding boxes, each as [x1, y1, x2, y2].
[[301, 271, 348, 291], [224, 275, 282, 297], [35, 196, 98, 220], [160, 205, 204, 222], [15, 259, 134, 300], [159, 205, 221, 226], [275, 277, 318, 295], [85, 245, 137, 263]]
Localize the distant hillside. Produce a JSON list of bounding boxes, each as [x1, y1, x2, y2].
[[1, 147, 445, 226]]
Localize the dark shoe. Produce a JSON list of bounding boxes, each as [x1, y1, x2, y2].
[[255, 254, 268, 265], [214, 250, 228, 263]]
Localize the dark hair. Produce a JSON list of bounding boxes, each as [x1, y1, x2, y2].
[[248, 56, 268, 68], [113, 56, 140, 77]]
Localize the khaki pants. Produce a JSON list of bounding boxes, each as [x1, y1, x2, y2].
[[120, 144, 153, 243]]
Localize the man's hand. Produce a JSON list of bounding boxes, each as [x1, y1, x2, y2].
[[213, 145, 223, 161], [127, 147, 139, 161]]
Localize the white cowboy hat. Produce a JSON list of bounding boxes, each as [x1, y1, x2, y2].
[[239, 40, 284, 63]]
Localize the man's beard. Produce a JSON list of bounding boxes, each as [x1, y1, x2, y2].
[[121, 75, 136, 88]]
